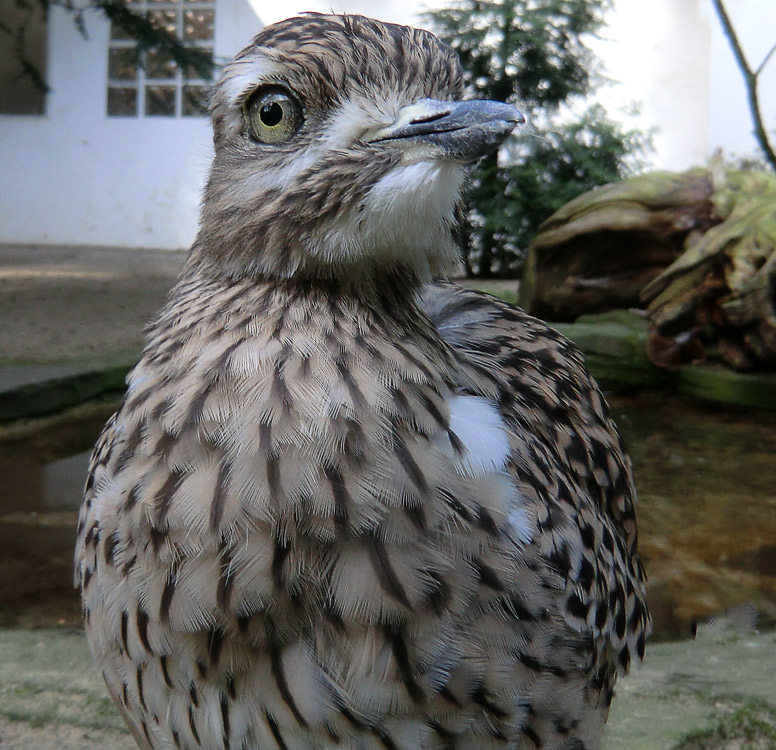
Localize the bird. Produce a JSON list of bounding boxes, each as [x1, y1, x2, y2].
[[75, 13, 649, 750]]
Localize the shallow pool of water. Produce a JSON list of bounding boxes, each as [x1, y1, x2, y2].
[[1, 394, 774, 636], [609, 394, 776, 638], [0, 401, 116, 627]]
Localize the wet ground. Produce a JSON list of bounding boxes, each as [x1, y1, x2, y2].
[[0, 400, 119, 627], [1, 390, 774, 637], [609, 394, 776, 638]]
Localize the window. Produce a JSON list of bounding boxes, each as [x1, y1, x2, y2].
[[0, 0, 47, 115], [107, 0, 214, 117]]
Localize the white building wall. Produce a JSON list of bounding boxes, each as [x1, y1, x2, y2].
[[0, 0, 262, 250], [245, 0, 421, 27], [1, 0, 773, 250], [595, 0, 712, 171], [596, 0, 775, 170], [705, 0, 776, 164]]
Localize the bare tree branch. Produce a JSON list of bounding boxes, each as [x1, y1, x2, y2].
[[711, 0, 776, 171], [756, 40, 776, 77]]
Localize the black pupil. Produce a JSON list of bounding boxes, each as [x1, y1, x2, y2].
[[260, 101, 284, 127]]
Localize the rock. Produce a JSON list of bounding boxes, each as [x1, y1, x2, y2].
[[520, 163, 776, 371], [643, 168, 776, 370], [551, 310, 671, 391], [676, 364, 776, 409], [549, 310, 776, 408]]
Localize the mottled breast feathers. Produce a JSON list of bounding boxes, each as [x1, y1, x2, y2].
[[76, 273, 649, 750]]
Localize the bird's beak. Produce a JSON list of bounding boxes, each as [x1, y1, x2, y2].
[[366, 98, 524, 162]]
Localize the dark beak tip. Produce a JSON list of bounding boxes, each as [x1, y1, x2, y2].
[[481, 101, 524, 132], [498, 102, 525, 127]]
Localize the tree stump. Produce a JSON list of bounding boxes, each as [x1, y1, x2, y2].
[[521, 164, 776, 370]]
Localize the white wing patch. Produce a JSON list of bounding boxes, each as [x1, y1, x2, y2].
[[447, 395, 533, 546], [448, 395, 510, 478], [507, 503, 534, 547]]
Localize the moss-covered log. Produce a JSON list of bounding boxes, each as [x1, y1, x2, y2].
[[521, 164, 776, 370], [520, 169, 717, 320]]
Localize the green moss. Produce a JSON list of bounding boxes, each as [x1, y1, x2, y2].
[[467, 281, 521, 305], [677, 366, 776, 410]]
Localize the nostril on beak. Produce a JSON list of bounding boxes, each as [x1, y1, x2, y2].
[[409, 111, 450, 125]]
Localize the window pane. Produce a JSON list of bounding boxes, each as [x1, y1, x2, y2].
[[145, 85, 176, 116], [183, 9, 214, 41], [0, 0, 47, 114], [107, 86, 138, 116], [145, 48, 177, 80], [108, 47, 138, 80], [110, 21, 133, 40], [182, 85, 208, 116], [183, 47, 212, 79], [109, 0, 142, 40], [148, 10, 178, 37], [104, 0, 215, 118]]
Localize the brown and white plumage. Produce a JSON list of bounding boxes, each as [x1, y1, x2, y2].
[[75, 14, 649, 750]]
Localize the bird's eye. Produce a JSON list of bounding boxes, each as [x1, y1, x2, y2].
[[245, 87, 303, 144]]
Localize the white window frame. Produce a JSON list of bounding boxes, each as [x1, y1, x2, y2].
[[106, 0, 214, 118]]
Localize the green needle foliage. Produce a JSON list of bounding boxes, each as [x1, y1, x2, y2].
[[2, 0, 215, 92], [425, 0, 651, 277]]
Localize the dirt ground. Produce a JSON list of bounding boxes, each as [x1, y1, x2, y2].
[[0, 243, 518, 365], [1, 625, 775, 750], [0, 718, 134, 750], [0, 244, 185, 364]]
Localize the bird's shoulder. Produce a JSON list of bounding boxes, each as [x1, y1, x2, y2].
[[421, 281, 650, 668], [421, 280, 634, 532]]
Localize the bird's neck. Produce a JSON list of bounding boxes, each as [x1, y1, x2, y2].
[[182, 250, 430, 313], [145, 258, 458, 399], [189, 188, 461, 286]]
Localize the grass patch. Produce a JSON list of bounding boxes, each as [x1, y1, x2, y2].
[[0, 680, 127, 733], [674, 699, 776, 749]]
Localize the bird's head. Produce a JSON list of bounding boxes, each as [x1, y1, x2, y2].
[[195, 14, 523, 284]]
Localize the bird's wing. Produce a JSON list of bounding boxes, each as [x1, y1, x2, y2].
[[74, 411, 119, 588], [419, 281, 650, 674]]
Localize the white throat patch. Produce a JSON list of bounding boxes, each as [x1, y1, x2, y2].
[[308, 160, 464, 276]]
